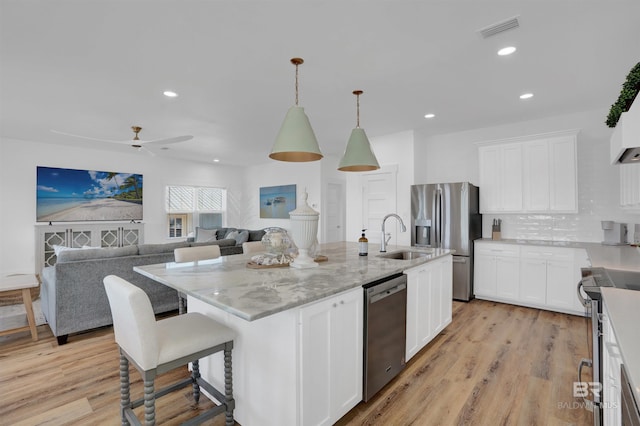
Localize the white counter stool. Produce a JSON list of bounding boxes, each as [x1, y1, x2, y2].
[[174, 245, 221, 314], [0, 274, 39, 341], [242, 241, 263, 254], [103, 275, 236, 426]]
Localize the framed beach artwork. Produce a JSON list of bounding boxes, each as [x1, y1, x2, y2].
[[36, 166, 143, 222], [259, 184, 296, 219]]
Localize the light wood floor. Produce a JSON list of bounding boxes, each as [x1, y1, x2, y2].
[[0, 300, 592, 425]]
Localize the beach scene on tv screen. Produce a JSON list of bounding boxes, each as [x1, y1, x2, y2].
[[37, 167, 143, 222]]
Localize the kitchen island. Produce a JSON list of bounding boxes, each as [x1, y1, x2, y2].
[[135, 242, 453, 426]]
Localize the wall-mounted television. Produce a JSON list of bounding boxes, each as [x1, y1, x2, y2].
[[36, 166, 143, 222]]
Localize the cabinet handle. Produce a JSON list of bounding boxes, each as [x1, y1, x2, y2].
[[340, 300, 345, 304], [333, 303, 337, 308]]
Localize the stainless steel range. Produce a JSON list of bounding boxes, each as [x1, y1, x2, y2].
[[578, 267, 640, 426]]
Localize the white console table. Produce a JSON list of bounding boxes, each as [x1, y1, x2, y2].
[[35, 222, 144, 272]]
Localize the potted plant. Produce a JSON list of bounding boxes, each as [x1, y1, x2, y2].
[[606, 62, 640, 127]]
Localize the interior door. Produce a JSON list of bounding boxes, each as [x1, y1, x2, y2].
[[362, 167, 397, 245], [325, 182, 345, 243]]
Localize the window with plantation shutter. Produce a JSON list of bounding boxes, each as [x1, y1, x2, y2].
[[166, 186, 226, 238]]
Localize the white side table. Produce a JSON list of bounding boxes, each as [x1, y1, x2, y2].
[[0, 274, 39, 341]]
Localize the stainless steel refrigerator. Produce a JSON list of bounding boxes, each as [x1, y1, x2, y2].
[[411, 182, 482, 301]]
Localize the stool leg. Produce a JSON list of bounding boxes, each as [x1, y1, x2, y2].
[[143, 378, 155, 425], [119, 352, 131, 426], [224, 344, 234, 426], [21, 288, 38, 341], [191, 359, 201, 403]]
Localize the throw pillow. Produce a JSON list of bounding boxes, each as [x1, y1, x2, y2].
[[52, 245, 84, 256], [225, 230, 239, 242], [236, 230, 249, 245], [196, 228, 218, 243]]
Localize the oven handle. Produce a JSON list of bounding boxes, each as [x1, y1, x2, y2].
[[578, 358, 596, 411], [577, 281, 589, 308]]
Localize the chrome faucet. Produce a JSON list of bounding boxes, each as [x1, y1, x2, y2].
[[380, 213, 407, 252]]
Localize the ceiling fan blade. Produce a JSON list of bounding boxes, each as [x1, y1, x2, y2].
[[50, 129, 127, 144], [136, 145, 157, 157], [141, 135, 194, 146]]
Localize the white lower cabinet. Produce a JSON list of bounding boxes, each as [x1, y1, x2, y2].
[[519, 258, 547, 305], [299, 287, 363, 426], [473, 243, 520, 301], [475, 242, 587, 315], [405, 255, 453, 361], [602, 301, 622, 425]]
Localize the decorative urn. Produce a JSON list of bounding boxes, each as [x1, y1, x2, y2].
[[289, 191, 319, 269]]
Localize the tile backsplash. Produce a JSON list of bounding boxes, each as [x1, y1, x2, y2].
[[482, 213, 640, 243]]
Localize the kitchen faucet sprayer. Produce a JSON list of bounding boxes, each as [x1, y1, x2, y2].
[[380, 213, 407, 252]]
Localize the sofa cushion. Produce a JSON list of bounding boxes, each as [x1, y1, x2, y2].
[[57, 245, 139, 262], [225, 230, 239, 241], [190, 239, 236, 248], [195, 227, 219, 243], [248, 229, 266, 242], [138, 241, 189, 255]]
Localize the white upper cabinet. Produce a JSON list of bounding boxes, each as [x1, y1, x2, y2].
[[548, 136, 578, 212], [620, 163, 640, 209], [478, 130, 578, 214], [478, 143, 523, 212]]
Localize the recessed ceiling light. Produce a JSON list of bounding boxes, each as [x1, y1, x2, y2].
[[424, 113, 435, 119], [163, 91, 178, 98], [498, 46, 516, 56], [519, 93, 534, 99], [213, 158, 220, 163]]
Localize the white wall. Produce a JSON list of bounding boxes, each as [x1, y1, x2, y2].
[[242, 160, 322, 239], [345, 130, 414, 248], [414, 108, 640, 242], [0, 137, 244, 275]]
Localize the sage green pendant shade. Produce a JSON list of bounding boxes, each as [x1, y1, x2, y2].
[[338, 128, 380, 171], [270, 106, 323, 162]]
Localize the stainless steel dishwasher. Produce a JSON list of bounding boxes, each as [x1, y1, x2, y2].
[[363, 272, 407, 401]]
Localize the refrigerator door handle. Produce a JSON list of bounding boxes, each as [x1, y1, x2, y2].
[[435, 188, 442, 247], [452, 257, 467, 263]]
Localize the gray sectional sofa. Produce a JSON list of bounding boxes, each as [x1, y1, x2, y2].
[[41, 227, 265, 345]]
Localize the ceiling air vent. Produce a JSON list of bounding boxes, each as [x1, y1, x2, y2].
[[478, 16, 520, 38]]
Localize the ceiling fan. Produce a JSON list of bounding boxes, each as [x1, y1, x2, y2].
[[51, 126, 193, 154]]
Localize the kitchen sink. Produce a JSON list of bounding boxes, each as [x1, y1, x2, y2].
[[379, 249, 434, 260]]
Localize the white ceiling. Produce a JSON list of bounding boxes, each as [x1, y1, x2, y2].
[[2, 1, 639, 167]]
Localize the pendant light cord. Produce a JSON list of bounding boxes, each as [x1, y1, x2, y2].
[[295, 63, 299, 106], [353, 90, 363, 128], [356, 93, 360, 128]]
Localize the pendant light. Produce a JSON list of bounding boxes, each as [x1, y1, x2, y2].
[[338, 90, 380, 172], [270, 58, 323, 162]]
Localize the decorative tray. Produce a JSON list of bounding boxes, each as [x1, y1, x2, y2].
[[246, 255, 328, 269]]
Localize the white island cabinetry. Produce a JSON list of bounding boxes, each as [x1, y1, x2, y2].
[[189, 286, 363, 426], [299, 287, 363, 426], [405, 255, 453, 361]]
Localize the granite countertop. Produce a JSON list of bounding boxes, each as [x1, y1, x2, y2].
[[476, 238, 640, 272], [134, 242, 453, 322], [601, 287, 640, 406]]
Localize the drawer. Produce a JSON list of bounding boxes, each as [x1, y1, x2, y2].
[[475, 242, 520, 257], [520, 245, 574, 261]]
